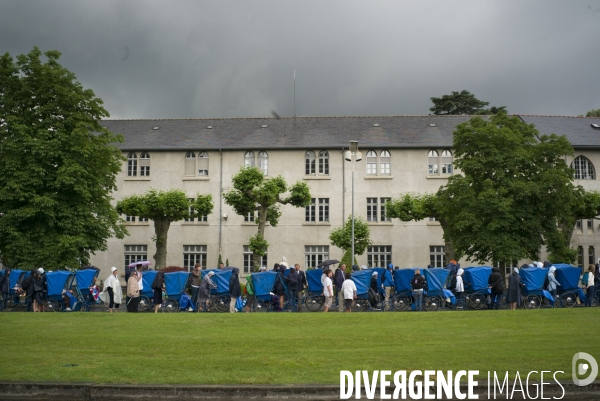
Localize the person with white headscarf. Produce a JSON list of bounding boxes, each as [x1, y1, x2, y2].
[[198, 271, 217, 312], [100, 267, 123, 313], [547, 266, 561, 301], [455, 268, 466, 309], [507, 268, 524, 310]]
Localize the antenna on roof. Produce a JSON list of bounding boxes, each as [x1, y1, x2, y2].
[[293, 69, 296, 118]]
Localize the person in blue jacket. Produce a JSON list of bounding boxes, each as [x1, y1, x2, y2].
[[381, 264, 395, 311]]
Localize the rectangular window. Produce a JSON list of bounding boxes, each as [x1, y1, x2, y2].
[[576, 220, 583, 232], [367, 246, 392, 268], [577, 246, 583, 267], [305, 246, 329, 269], [139, 217, 148, 222], [183, 245, 207, 271], [429, 246, 446, 268], [184, 199, 207, 222], [318, 152, 329, 175], [587, 219, 594, 233], [429, 217, 437, 222], [243, 245, 267, 273], [380, 197, 391, 222], [589, 246, 595, 266], [139, 155, 150, 177], [305, 198, 316, 222], [493, 261, 518, 276], [198, 152, 209, 176], [367, 197, 378, 222], [124, 245, 147, 269], [125, 215, 136, 222], [318, 198, 329, 222], [127, 159, 137, 176]]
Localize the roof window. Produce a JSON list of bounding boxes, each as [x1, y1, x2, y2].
[[592, 124, 600, 129]]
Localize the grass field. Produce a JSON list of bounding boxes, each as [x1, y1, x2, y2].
[[0, 308, 598, 384]]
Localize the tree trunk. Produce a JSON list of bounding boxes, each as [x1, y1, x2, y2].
[[153, 218, 171, 269], [252, 207, 268, 271], [439, 219, 456, 264]]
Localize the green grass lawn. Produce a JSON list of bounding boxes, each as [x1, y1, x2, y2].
[[0, 308, 598, 384]]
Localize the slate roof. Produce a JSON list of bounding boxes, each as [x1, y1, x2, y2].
[[518, 115, 600, 149], [100, 115, 600, 151]]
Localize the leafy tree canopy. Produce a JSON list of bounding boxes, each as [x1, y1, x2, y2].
[[429, 90, 506, 115], [437, 112, 579, 264], [117, 189, 213, 268], [0, 47, 126, 269], [585, 108, 600, 118], [329, 215, 372, 257], [224, 167, 311, 269]]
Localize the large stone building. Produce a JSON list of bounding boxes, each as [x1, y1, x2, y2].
[[89, 115, 600, 278]]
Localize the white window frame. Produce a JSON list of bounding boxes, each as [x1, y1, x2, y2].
[[305, 246, 329, 269], [318, 151, 329, 175], [367, 246, 392, 268], [366, 150, 377, 175], [380, 150, 391, 175], [571, 156, 595, 180], [184, 198, 207, 223], [244, 151, 255, 168], [124, 245, 147, 269], [258, 151, 269, 175], [243, 245, 267, 273], [127, 152, 138, 176], [183, 245, 207, 271], [139, 152, 150, 176], [429, 246, 446, 268], [305, 151, 316, 175]]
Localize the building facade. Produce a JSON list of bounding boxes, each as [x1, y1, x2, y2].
[[89, 115, 600, 278]]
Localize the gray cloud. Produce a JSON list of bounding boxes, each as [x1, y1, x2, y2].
[[1, 0, 600, 119]]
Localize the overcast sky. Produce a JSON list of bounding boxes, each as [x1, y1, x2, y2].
[[1, 0, 600, 119]]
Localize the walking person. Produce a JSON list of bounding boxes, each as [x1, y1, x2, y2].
[[285, 266, 300, 311], [369, 272, 380, 310], [126, 271, 140, 312], [151, 271, 164, 313], [199, 271, 217, 312], [341, 272, 357, 312], [488, 267, 504, 310], [190, 263, 202, 311], [381, 264, 395, 311], [1, 269, 10, 312], [20, 270, 35, 312], [274, 264, 287, 311], [506, 268, 524, 310], [229, 268, 241, 313], [295, 264, 307, 311], [322, 269, 334, 312], [100, 267, 122, 313], [454, 268, 466, 309], [583, 265, 595, 307], [547, 266, 561, 302], [245, 274, 255, 313], [411, 270, 427, 312], [334, 264, 346, 312], [32, 268, 45, 312]]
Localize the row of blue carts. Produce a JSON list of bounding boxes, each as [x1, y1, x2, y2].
[[2, 264, 592, 312], [0, 269, 101, 312]]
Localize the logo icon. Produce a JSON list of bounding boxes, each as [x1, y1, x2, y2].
[[572, 352, 598, 386]]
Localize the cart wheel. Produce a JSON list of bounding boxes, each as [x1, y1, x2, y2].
[[351, 299, 368, 312], [138, 296, 151, 312], [561, 292, 577, 308], [391, 295, 410, 311], [7, 296, 16, 307], [164, 298, 179, 313], [304, 295, 324, 312], [499, 295, 508, 309], [469, 293, 487, 310], [524, 295, 541, 309], [44, 299, 60, 312], [252, 299, 270, 312], [424, 296, 442, 312], [214, 296, 230, 313]]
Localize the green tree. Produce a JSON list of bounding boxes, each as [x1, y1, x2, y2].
[[117, 189, 213, 269], [223, 167, 311, 270], [0, 47, 126, 269], [329, 215, 372, 263], [339, 249, 358, 274], [429, 90, 506, 115], [218, 253, 223, 266], [585, 108, 600, 118], [437, 112, 578, 265], [386, 194, 457, 262]]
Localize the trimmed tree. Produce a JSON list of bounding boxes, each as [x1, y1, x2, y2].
[[386, 193, 457, 262], [116, 189, 213, 269], [429, 90, 506, 115], [329, 215, 372, 267], [0, 47, 126, 269], [223, 167, 311, 270]]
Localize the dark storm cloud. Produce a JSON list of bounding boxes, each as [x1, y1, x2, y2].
[[1, 0, 600, 119]]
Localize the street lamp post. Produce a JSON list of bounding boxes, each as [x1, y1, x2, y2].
[[345, 141, 361, 266]]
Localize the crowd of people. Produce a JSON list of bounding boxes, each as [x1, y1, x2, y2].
[[1, 259, 599, 313]]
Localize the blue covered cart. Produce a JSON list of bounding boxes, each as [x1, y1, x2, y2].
[[44, 271, 76, 312], [74, 269, 100, 312], [304, 268, 326, 312], [249, 270, 277, 312], [2, 269, 30, 308], [462, 266, 494, 310], [519, 267, 555, 309], [553, 264, 584, 308], [162, 271, 191, 313]]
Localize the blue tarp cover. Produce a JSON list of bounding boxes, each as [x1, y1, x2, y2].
[[251, 271, 277, 301], [350, 270, 372, 295], [46, 271, 74, 297], [164, 271, 190, 296], [462, 266, 492, 292], [393, 268, 418, 292], [75, 269, 99, 291], [443, 289, 457, 305], [201, 269, 233, 294], [306, 269, 324, 293], [140, 270, 159, 297], [423, 268, 449, 295], [553, 264, 582, 291], [520, 267, 547, 292], [8, 269, 28, 291]]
